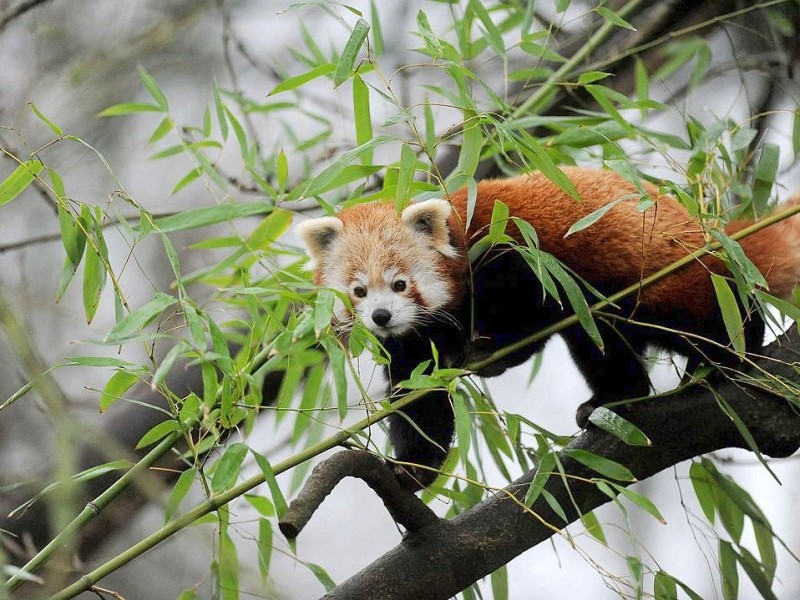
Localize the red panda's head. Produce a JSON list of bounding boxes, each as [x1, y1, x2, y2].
[[296, 199, 465, 337]]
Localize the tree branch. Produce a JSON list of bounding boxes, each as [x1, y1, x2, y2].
[[278, 449, 438, 538], [325, 329, 800, 600]]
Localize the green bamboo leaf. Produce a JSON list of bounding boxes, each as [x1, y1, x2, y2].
[[596, 6, 636, 30], [257, 518, 273, 581], [56, 257, 78, 303], [524, 452, 555, 506], [634, 57, 649, 102], [138, 66, 168, 111], [148, 116, 174, 145], [453, 386, 472, 468], [27, 102, 63, 135], [353, 76, 374, 164], [456, 109, 481, 178], [370, 0, 383, 57], [395, 143, 416, 209], [719, 540, 739, 600], [211, 442, 248, 492], [100, 370, 140, 412], [793, 109, 800, 159], [581, 510, 607, 543], [588, 407, 651, 446], [105, 292, 178, 343], [541, 254, 602, 349], [550, 120, 628, 148], [470, 0, 505, 58], [213, 83, 229, 141], [754, 520, 777, 585], [320, 336, 348, 419], [568, 449, 636, 481], [248, 208, 293, 250], [486, 200, 510, 244], [164, 468, 196, 523], [269, 63, 335, 96], [334, 18, 370, 87], [57, 202, 86, 267], [151, 341, 191, 391], [490, 564, 508, 600], [653, 571, 678, 600], [565, 197, 624, 237], [313, 288, 335, 336], [251, 450, 288, 518], [245, 494, 275, 517], [136, 419, 180, 449], [0, 159, 44, 207], [64, 356, 139, 368], [218, 530, 239, 600], [151, 201, 274, 233], [688, 460, 716, 523], [306, 562, 336, 592], [303, 135, 392, 197], [97, 102, 163, 117], [276, 149, 289, 192], [171, 167, 202, 194], [416, 10, 442, 58], [737, 546, 779, 600], [609, 482, 666, 523], [82, 224, 107, 325], [711, 274, 745, 356], [752, 143, 780, 210]]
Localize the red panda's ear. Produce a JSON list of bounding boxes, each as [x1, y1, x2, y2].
[[401, 199, 458, 258], [295, 216, 343, 269]]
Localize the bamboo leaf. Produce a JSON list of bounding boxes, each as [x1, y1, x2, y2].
[[211, 442, 248, 492], [565, 197, 624, 237], [303, 135, 392, 197], [334, 18, 370, 86], [0, 159, 44, 207], [105, 292, 178, 343], [97, 102, 163, 117], [138, 66, 169, 111], [568, 449, 636, 481], [353, 76, 374, 164], [525, 452, 555, 507], [711, 274, 746, 356], [251, 450, 288, 518], [151, 201, 274, 233], [100, 370, 140, 412], [596, 5, 636, 30], [164, 468, 197, 523], [588, 407, 651, 446], [268, 63, 335, 96], [27, 102, 63, 134]]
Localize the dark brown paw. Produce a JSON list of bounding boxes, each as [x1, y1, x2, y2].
[[393, 465, 427, 492], [575, 401, 597, 429]]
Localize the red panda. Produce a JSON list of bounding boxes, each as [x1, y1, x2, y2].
[[296, 167, 800, 489]]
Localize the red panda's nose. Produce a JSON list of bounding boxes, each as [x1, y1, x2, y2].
[[372, 308, 392, 327]]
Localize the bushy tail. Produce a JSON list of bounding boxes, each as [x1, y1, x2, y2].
[[727, 196, 800, 299]]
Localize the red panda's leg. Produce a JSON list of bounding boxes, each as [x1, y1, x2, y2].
[[562, 324, 651, 428], [387, 389, 454, 490]]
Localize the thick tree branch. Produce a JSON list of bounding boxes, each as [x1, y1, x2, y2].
[[325, 329, 800, 600]]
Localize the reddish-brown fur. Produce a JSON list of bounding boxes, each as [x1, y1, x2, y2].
[[447, 167, 800, 320]]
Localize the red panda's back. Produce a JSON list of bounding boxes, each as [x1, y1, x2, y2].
[[447, 168, 720, 319]]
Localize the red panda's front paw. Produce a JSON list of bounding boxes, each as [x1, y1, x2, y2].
[[392, 464, 427, 492], [575, 400, 598, 429]]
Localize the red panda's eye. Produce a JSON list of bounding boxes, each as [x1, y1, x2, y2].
[[392, 280, 407, 293], [353, 286, 367, 298]]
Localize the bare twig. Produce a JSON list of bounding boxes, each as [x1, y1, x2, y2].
[[0, 0, 52, 33], [278, 449, 438, 538]]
